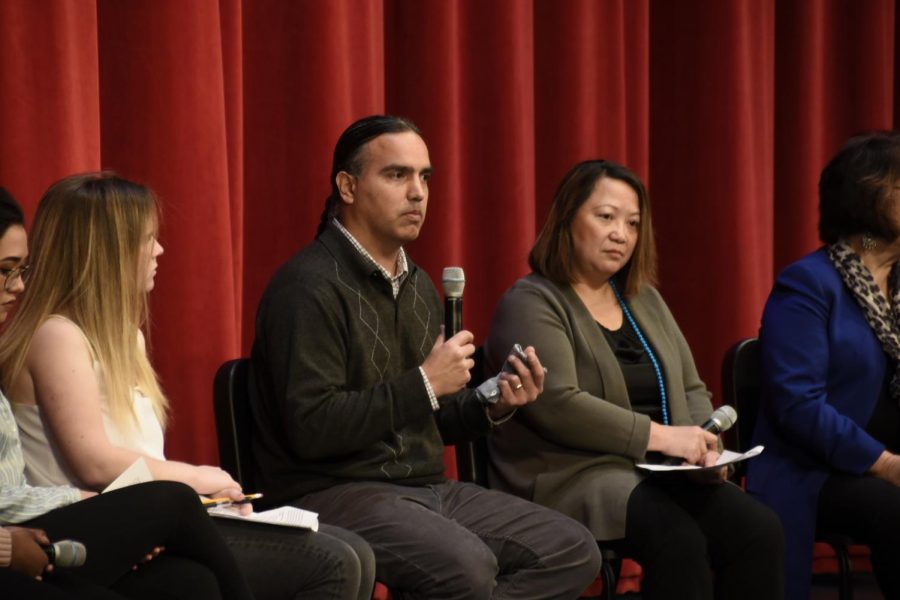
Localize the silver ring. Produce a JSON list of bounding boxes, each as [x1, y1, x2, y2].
[[514, 384, 524, 391]]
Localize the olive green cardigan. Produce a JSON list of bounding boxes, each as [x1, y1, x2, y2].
[[484, 273, 713, 540]]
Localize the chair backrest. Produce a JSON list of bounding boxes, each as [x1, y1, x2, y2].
[[720, 338, 760, 480], [212, 358, 256, 489], [456, 346, 490, 486]]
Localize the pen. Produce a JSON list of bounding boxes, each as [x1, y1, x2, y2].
[[202, 493, 263, 507]]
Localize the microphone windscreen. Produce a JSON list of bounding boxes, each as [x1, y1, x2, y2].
[[49, 540, 87, 568], [710, 405, 738, 432], [442, 267, 465, 298]]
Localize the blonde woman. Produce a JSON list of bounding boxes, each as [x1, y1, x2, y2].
[[0, 173, 375, 600], [0, 185, 253, 600]]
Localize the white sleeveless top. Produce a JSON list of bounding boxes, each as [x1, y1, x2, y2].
[[13, 315, 165, 488]]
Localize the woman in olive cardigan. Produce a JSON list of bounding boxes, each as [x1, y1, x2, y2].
[[484, 160, 783, 600]]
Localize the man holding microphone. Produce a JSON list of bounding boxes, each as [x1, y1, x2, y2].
[[251, 115, 600, 599]]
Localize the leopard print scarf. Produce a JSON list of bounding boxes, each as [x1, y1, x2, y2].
[[828, 240, 900, 402]]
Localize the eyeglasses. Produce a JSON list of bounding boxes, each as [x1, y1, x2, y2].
[[0, 264, 31, 292]]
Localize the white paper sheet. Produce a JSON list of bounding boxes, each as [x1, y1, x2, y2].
[[207, 505, 320, 531], [636, 445, 764, 472]]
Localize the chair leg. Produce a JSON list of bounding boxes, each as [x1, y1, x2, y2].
[[835, 545, 853, 600], [598, 547, 622, 600], [600, 560, 617, 600]]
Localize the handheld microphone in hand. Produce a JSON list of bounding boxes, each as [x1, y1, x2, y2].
[[701, 405, 738, 435], [42, 540, 87, 568], [442, 267, 465, 339]]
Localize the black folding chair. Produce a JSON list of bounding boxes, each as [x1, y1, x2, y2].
[[721, 338, 860, 600], [212, 358, 256, 490]]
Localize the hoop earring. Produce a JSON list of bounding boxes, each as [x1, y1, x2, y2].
[[862, 233, 877, 251]]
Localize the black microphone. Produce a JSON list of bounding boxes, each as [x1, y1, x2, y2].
[[442, 267, 465, 339], [42, 540, 87, 568], [701, 405, 738, 435]]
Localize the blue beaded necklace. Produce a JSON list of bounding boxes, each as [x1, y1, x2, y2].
[[609, 280, 669, 425]]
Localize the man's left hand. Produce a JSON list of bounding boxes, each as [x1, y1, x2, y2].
[[489, 346, 545, 420]]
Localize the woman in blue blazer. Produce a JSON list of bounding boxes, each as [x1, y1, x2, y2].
[[749, 131, 900, 599]]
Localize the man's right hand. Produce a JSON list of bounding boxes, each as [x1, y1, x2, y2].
[[8, 527, 50, 579], [421, 329, 476, 398]]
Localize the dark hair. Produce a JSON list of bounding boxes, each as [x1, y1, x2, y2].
[[316, 115, 423, 237], [529, 160, 657, 297], [0, 187, 25, 238], [819, 131, 900, 245]]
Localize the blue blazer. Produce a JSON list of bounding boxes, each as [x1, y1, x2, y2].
[[747, 248, 886, 600]]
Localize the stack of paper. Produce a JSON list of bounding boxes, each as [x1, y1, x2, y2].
[[207, 505, 320, 531]]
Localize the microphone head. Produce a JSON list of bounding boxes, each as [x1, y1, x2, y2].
[[710, 405, 738, 433], [51, 540, 87, 568], [442, 267, 465, 298]]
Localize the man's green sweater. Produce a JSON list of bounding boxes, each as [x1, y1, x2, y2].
[[251, 223, 491, 504]]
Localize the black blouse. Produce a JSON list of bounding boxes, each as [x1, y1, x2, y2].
[[866, 356, 900, 453], [598, 320, 663, 424]]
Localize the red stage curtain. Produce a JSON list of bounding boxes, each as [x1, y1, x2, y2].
[[0, 2, 101, 208], [649, 0, 776, 408], [0, 0, 896, 466]]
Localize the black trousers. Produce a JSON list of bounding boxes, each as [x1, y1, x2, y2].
[[2, 568, 87, 600], [611, 476, 784, 600], [18, 481, 253, 600], [817, 473, 900, 599], [2, 556, 222, 600]]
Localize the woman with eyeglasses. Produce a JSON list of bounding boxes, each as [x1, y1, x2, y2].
[[0, 186, 254, 600], [0, 173, 375, 600], [0, 253, 29, 298]]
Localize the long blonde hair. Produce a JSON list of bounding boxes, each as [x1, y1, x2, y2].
[[0, 173, 168, 429]]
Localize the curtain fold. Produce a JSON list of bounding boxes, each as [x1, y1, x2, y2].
[[0, 2, 100, 209], [534, 0, 650, 209], [389, 0, 537, 334], [775, 0, 896, 273], [0, 0, 895, 465], [241, 0, 386, 352], [650, 0, 775, 402], [96, 0, 241, 462]]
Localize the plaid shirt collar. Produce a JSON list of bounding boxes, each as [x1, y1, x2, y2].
[[332, 219, 409, 298]]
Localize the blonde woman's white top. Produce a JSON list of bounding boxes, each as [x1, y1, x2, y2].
[[12, 315, 164, 488]]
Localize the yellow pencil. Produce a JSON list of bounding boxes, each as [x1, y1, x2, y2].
[[201, 493, 263, 507]]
